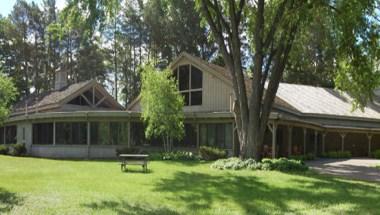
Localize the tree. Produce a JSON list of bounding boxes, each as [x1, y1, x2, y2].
[[140, 64, 184, 152], [196, 0, 380, 160], [283, 6, 337, 88], [0, 71, 18, 124]]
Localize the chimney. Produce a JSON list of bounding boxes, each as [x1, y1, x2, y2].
[[54, 68, 68, 90]]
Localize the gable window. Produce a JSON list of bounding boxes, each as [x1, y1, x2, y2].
[[174, 64, 203, 106]]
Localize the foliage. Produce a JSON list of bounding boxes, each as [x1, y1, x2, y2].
[[149, 151, 199, 161], [211, 157, 308, 172], [0, 145, 9, 155], [284, 6, 337, 88], [261, 158, 308, 172], [372, 150, 380, 159], [195, 0, 380, 160], [321, 151, 352, 159], [161, 151, 199, 161], [7, 144, 27, 156], [140, 64, 184, 152], [289, 153, 315, 161], [199, 146, 227, 161], [0, 72, 18, 123], [211, 157, 260, 170], [115, 147, 141, 156]]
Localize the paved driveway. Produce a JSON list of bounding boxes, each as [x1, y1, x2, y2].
[[306, 158, 380, 182]]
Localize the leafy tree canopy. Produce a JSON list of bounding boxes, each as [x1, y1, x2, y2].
[[0, 71, 18, 124], [140, 63, 184, 151]]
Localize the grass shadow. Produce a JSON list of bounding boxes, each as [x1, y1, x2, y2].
[[153, 170, 380, 214], [82, 199, 179, 215], [0, 188, 23, 213]]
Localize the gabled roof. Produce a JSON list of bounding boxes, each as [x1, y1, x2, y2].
[[276, 83, 380, 120], [12, 80, 124, 115], [128, 52, 380, 121]]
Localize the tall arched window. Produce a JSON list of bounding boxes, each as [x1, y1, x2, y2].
[[173, 64, 203, 106]]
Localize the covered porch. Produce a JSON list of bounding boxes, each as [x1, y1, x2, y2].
[[266, 115, 380, 158]]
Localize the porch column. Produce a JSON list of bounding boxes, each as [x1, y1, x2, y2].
[[287, 126, 293, 156], [303, 128, 307, 155], [272, 123, 278, 159], [322, 132, 326, 154], [87, 121, 90, 146], [196, 123, 200, 149], [340, 133, 346, 151], [87, 121, 91, 159], [53, 121, 56, 145], [314, 131, 318, 156], [127, 121, 131, 148], [367, 134, 372, 157]]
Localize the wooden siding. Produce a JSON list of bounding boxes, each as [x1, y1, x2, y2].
[[130, 58, 234, 113]]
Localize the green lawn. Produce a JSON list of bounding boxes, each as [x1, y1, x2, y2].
[[0, 156, 379, 215]]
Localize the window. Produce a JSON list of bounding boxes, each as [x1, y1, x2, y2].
[[130, 122, 162, 146], [173, 124, 197, 147], [0, 127, 4, 144], [174, 64, 203, 106], [5, 126, 17, 144], [22, 127, 25, 142], [179, 65, 190, 91], [90, 122, 128, 145], [33, 123, 53, 145], [199, 123, 233, 149], [56, 122, 87, 145]]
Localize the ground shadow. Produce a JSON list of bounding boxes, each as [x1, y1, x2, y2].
[[0, 188, 23, 213], [307, 159, 380, 183], [82, 199, 179, 215], [152, 170, 380, 214]]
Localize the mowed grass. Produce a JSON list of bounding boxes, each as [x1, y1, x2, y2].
[[0, 156, 380, 215]]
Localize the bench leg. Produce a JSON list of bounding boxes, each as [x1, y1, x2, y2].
[[121, 163, 126, 172]]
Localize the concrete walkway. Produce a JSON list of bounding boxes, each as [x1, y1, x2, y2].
[[306, 158, 380, 183]]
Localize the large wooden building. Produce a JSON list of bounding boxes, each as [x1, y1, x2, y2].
[[1, 53, 380, 158]]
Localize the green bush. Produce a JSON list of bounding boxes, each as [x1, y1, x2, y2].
[[9, 143, 27, 156], [115, 147, 141, 156], [289, 153, 315, 161], [162, 151, 199, 161], [322, 151, 352, 159], [0, 145, 9, 155], [372, 150, 380, 159], [211, 157, 308, 172], [263, 158, 308, 172], [211, 157, 259, 170], [148, 151, 199, 161], [199, 146, 227, 161]]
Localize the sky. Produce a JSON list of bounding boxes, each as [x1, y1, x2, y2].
[[0, 0, 66, 17]]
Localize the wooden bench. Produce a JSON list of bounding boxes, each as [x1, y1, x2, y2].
[[119, 154, 149, 173]]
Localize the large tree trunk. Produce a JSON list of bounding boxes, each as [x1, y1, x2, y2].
[[200, 0, 300, 161]]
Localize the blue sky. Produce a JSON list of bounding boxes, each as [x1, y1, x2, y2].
[[0, 0, 66, 17]]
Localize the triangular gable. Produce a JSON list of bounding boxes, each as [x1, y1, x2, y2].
[[128, 52, 233, 110], [60, 80, 124, 110], [12, 80, 124, 115]]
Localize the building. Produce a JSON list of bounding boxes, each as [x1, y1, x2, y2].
[[1, 52, 380, 158]]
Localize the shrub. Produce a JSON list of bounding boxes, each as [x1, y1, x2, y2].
[[0, 145, 9, 155], [372, 150, 380, 159], [199, 146, 227, 161], [162, 151, 199, 161], [211, 157, 260, 170], [289, 153, 315, 161], [322, 151, 351, 159], [9, 143, 27, 156], [211, 157, 308, 172], [115, 147, 141, 156]]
